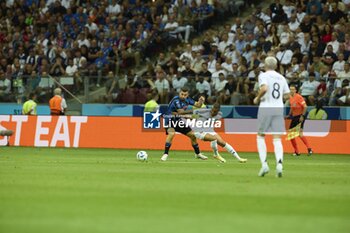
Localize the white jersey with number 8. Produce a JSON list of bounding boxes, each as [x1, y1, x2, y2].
[[258, 70, 290, 108], [257, 70, 290, 134]]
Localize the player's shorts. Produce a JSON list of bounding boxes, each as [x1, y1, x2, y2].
[[165, 118, 192, 135], [290, 115, 305, 129], [194, 131, 217, 140], [257, 113, 285, 135]]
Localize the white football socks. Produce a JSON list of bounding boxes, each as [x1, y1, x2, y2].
[[210, 140, 219, 156], [224, 143, 241, 159], [273, 137, 283, 164], [257, 135, 267, 167]]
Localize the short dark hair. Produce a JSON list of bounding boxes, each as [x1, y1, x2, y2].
[[29, 92, 36, 99], [180, 87, 189, 93], [289, 84, 299, 92]]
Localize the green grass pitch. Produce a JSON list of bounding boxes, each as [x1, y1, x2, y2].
[[0, 147, 349, 233]]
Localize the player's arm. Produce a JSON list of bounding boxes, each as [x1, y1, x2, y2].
[[287, 105, 292, 118], [172, 99, 193, 115], [177, 96, 205, 114], [193, 108, 211, 119], [193, 95, 205, 108], [253, 84, 267, 104], [213, 111, 223, 120], [300, 97, 307, 122]]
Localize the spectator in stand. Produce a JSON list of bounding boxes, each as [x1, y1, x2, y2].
[[164, 14, 192, 44], [191, 52, 205, 74], [321, 24, 333, 44], [338, 62, 350, 82], [65, 58, 80, 92], [276, 44, 293, 73], [179, 44, 194, 62], [211, 63, 226, 88], [337, 79, 350, 105], [171, 69, 187, 94], [49, 56, 65, 77], [0, 69, 13, 102], [221, 57, 234, 74], [235, 33, 247, 54], [207, 54, 217, 74], [270, 0, 287, 23], [195, 75, 211, 99], [181, 61, 196, 80], [299, 72, 320, 105], [322, 44, 338, 68], [265, 24, 280, 49], [333, 53, 346, 74], [224, 74, 240, 105], [104, 71, 119, 103], [328, 3, 347, 25], [154, 66, 169, 104], [184, 75, 197, 97], [212, 72, 228, 104], [313, 77, 328, 105], [197, 0, 214, 32], [198, 62, 212, 83], [325, 32, 340, 55]]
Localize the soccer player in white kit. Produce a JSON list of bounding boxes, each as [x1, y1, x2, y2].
[[193, 103, 247, 163], [253, 56, 290, 177]]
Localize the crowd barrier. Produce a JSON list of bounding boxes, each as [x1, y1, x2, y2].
[[0, 115, 349, 154]]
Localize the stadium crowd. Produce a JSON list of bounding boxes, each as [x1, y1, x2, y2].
[[0, 0, 350, 107]]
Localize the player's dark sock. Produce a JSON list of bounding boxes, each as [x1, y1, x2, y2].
[[192, 144, 200, 154], [164, 142, 171, 154]]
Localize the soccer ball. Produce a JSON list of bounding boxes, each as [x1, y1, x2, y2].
[[136, 151, 148, 161]]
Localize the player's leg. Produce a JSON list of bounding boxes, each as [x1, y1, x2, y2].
[[161, 127, 176, 161], [204, 133, 226, 163], [193, 131, 220, 161], [210, 140, 219, 156], [271, 115, 285, 178], [215, 134, 247, 163], [257, 112, 270, 177], [273, 134, 283, 178], [186, 130, 207, 160]]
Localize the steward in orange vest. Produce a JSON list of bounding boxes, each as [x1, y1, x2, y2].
[[49, 88, 67, 115]]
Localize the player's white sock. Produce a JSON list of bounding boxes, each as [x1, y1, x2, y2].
[[210, 140, 219, 156], [224, 143, 241, 159], [273, 138, 283, 164], [257, 135, 267, 166]]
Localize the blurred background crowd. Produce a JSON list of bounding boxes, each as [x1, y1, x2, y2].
[[0, 0, 349, 107]]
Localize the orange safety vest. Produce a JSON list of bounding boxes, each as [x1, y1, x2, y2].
[[49, 95, 62, 115]]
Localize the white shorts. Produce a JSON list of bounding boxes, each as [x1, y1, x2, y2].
[[257, 113, 285, 135], [194, 131, 217, 140]]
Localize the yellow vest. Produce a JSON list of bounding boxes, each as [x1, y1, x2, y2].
[[22, 100, 37, 115], [308, 108, 327, 120], [192, 104, 207, 110], [144, 100, 159, 112]]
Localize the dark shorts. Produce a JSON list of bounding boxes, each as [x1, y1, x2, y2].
[[290, 115, 305, 129], [165, 118, 192, 135]]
